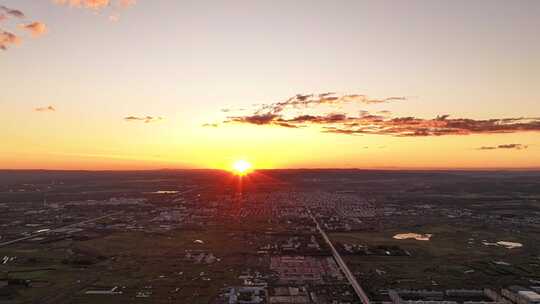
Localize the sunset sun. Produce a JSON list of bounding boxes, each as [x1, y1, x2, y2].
[[2, 1, 540, 303], [232, 160, 252, 175]]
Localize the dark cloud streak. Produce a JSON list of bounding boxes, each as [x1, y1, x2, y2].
[[124, 116, 163, 123], [255, 93, 406, 115], [478, 144, 528, 150], [216, 93, 540, 137], [0, 6, 25, 19], [34, 105, 56, 112], [322, 116, 540, 137]]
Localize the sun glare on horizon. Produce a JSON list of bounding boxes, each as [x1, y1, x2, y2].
[[232, 159, 252, 175]]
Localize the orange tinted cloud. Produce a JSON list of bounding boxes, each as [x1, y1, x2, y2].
[[53, 0, 136, 10], [53, 0, 111, 10], [53, 0, 137, 22], [19, 22, 47, 37], [0, 6, 46, 51], [217, 93, 540, 137], [118, 0, 136, 8], [0, 6, 25, 51], [0, 30, 21, 50], [35, 105, 56, 112]]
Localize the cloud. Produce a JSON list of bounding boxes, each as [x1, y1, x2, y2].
[[322, 116, 540, 137], [478, 144, 528, 151], [0, 5, 25, 19], [124, 116, 163, 123], [255, 93, 406, 114], [19, 22, 47, 37], [228, 113, 280, 125], [1, 0, 135, 51], [0, 6, 46, 51], [0, 30, 21, 50], [213, 93, 540, 137], [53, 0, 137, 22], [53, 0, 136, 10], [1, 0, 136, 50], [202, 123, 219, 128], [118, 0, 136, 8], [221, 107, 246, 113], [35, 105, 56, 112], [53, 0, 111, 10]]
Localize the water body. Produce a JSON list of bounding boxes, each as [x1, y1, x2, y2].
[[393, 233, 432, 241]]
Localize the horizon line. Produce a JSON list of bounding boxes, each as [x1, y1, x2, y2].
[[1, 167, 540, 172]]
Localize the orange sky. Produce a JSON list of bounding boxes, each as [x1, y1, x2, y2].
[[1, 0, 539, 170]]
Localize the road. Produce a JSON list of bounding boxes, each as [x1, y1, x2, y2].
[[0, 212, 123, 248], [308, 209, 371, 304]]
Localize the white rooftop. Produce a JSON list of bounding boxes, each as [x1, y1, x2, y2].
[[518, 291, 540, 301]]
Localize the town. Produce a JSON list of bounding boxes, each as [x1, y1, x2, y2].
[[1, 169, 540, 304]]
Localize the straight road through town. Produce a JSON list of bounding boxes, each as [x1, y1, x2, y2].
[[307, 208, 371, 304]]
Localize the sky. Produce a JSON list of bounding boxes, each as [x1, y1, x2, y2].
[[1, 0, 540, 170]]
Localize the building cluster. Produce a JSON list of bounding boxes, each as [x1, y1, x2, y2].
[[270, 256, 343, 285], [2, 180, 540, 304], [258, 235, 324, 255], [388, 288, 540, 304], [216, 264, 357, 304]]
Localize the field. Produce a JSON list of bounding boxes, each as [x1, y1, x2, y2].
[[331, 219, 540, 299], [1, 226, 265, 304]]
